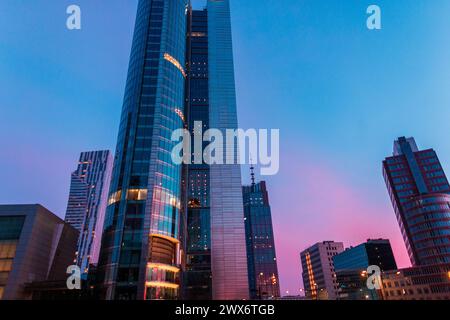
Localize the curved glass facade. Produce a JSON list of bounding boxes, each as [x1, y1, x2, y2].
[[383, 137, 450, 266], [403, 194, 450, 265], [98, 0, 188, 300]]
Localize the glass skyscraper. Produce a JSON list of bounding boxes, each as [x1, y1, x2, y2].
[[243, 179, 280, 300], [184, 8, 212, 300], [98, 0, 188, 300], [98, 0, 248, 300], [383, 137, 450, 266], [65, 150, 113, 277]]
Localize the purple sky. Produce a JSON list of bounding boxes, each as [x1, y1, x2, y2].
[[2, 0, 450, 295]]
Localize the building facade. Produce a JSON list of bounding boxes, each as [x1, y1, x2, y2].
[[98, 0, 189, 300], [300, 241, 344, 300], [65, 151, 112, 276], [183, 8, 212, 300], [0, 205, 78, 300], [98, 0, 248, 300], [333, 239, 397, 300], [243, 180, 280, 300], [383, 137, 450, 266], [381, 263, 450, 300]]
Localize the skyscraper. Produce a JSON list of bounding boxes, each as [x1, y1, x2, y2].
[[183, 8, 212, 300], [243, 175, 280, 300], [183, 1, 248, 300], [383, 137, 450, 266], [300, 241, 344, 300], [98, 0, 248, 300], [98, 0, 189, 300], [65, 151, 113, 277]]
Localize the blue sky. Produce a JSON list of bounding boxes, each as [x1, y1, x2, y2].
[[1, 0, 450, 295]]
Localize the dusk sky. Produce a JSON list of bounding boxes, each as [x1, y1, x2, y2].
[[1, 0, 450, 295]]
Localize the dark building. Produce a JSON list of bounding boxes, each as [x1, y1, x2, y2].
[[98, 0, 248, 300], [333, 239, 397, 272], [243, 176, 280, 300], [183, 8, 212, 300], [383, 137, 450, 266], [333, 239, 397, 300], [0, 204, 78, 300]]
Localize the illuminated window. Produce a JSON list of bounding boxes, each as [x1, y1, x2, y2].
[[127, 189, 148, 201], [108, 190, 122, 205], [164, 53, 186, 78]]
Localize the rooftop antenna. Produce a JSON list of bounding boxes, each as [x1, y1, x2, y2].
[[250, 156, 256, 186]]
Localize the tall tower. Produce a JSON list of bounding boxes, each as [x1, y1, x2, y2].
[[383, 137, 450, 266], [243, 177, 280, 300], [65, 150, 112, 277], [183, 0, 249, 300], [98, 0, 189, 300]]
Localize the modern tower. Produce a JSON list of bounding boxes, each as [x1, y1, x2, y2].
[[98, 0, 248, 300], [183, 1, 249, 300], [243, 173, 280, 300], [98, 0, 189, 300], [65, 151, 113, 277], [300, 241, 344, 300], [383, 137, 450, 266], [183, 8, 212, 300]]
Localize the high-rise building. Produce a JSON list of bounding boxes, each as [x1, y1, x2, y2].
[[333, 239, 397, 300], [300, 241, 344, 300], [383, 137, 450, 266], [183, 8, 212, 300], [0, 205, 78, 300], [65, 151, 112, 277], [183, 2, 249, 300], [243, 176, 280, 300], [98, 0, 189, 300], [98, 0, 248, 300]]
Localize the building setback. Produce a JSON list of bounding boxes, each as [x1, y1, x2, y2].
[[0, 205, 78, 300], [383, 137, 450, 266], [300, 241, 344, 300], [65, 150, 112, 276], [98, 0, 248, 300], [243, 179, 280, 300]]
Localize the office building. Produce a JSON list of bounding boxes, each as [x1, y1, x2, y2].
[[98, 0, 248, 300], [333, 239, 397, 300], [243, 176, 280, 300], [383, 137, 450, 266], [0, 205, 78, 300], [300, 241, 344, 300], [65, 150, 112, 276], [381, 263, 450, 300], [333, 239, 397, 272]]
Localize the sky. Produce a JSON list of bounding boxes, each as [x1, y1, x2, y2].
[[1, 0, 450, 296]]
